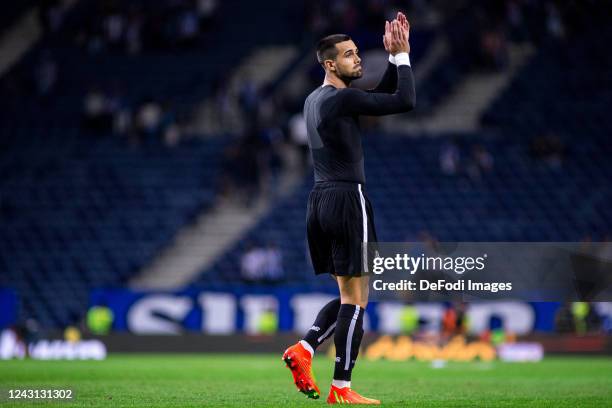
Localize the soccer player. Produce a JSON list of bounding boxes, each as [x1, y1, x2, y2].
[[282, 13, 415, 405]]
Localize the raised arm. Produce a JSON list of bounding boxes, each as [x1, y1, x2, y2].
[[340, 19, 415, 116], [339, 64, 415, 116], [367, 62, 398, 94], [367, 13, 410, 94]]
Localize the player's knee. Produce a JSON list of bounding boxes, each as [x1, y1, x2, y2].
[[338, 291, 368, 308], [337, 275, 369, 307], [359, 298, 369, 309]]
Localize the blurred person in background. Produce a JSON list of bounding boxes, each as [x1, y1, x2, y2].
[[440, 139, 460, 176], [35, 51, 58, 100], [241, 243, 266, 283], [87, 305, 114, 335], [442, 302, 467, 338], [263, 242, 285, 283], [38, 0, 66, 34], [240, 242, 285, 284], [555, 302, 602, 334], [288, 112, 310, 172]]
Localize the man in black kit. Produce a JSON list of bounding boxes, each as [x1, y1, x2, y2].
[[282, 13, 415, 405]]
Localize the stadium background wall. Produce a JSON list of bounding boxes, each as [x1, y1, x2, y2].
[[2, 287, 607, 335]]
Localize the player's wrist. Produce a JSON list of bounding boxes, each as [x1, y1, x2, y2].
[[388, 54, 396, 65], [394, 52, 410, 67]]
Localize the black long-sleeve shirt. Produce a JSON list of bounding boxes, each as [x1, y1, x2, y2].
[[304, 63, 415, 184]]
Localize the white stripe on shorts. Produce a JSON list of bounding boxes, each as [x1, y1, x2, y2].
[[357, 184, 368, 273]]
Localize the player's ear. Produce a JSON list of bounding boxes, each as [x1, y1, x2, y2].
[[324, 59, 336, 72]]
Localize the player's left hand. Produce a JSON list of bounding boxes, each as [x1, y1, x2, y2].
[[397, 12, 410, 42]]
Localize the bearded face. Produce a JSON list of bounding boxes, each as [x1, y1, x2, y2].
[[328, 40, 362, 83]]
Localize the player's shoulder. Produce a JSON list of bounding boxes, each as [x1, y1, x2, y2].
[[332, 87, 368, 108], [305, 86, 338, 109], [336, 87, 366, 97]]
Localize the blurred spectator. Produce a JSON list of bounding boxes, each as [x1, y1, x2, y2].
[[506, 0, 528, 42], [177, 7, 200, 47], [197, 0, 218, 29], [442, 302, 468, 338], [81, 85, 180, 144], [303, 1, 330, 40], [440, 140, 460, 175], [238, 78, 260, 123], [219, 140, 258, 203], [555, 302, 575, 333], [76, 0, 211, 55], [258, 307, 279, 334], [555, 302, 602, 334], [23, 319, 40, 345], [221, 82, 289, 203], [87, 305, 114, 335], [240, 242, 285, 284], [473, 144, 494, 170], [264, 242, 285, 282], [530, 133, 566, 169], [0, 327, 26, 359], [480, 28, 509, 71], [571, 302, 602, 334], [39, 0, 66, 34], [399, 304, 419, 335], [545, 2, 565, 39], [109, 89, 132, 136], [163, 122, 182, 147], [103, 10, 125, 50], [288, 113, 310, 171], [35, 51, 58, 99], [241, 244, 267, 282], [254, 96, 285, 197], [125, 12, 144, 54], [136, 99, 163, 137], [64, 325, 82, 343], [82, 87, 111, 132], [212, 73, 231, 129], [467, 144, 494, 180]]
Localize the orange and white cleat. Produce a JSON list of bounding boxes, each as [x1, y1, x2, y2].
[[327, 385, 381, 405], [282, 342, 320, 399]]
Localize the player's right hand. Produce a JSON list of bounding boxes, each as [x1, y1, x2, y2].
[[385, 19, 409, 56]]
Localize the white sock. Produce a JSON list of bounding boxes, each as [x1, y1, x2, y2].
[[332, 379, 351, 389], [299, 340, 314, 357]]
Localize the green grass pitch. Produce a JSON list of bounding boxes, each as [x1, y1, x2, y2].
[[1, 354, 611, 407]]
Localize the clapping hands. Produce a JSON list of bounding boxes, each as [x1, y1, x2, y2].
[[383, 12, 410, 55]]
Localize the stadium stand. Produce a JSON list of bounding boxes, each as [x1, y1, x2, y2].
[[0, 131, 227, 327], [0, 0, 300, 328], [2, 0, 611, 329]]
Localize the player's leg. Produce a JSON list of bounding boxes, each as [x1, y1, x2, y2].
[[301, 192, 341, 355], [327, 186, 379, 405], [282, 294, 340, 399], [333, 275, 367, 385], [282, 189, 331, 399], [301, 296, 341, 355], [327, 276, 378, 404]]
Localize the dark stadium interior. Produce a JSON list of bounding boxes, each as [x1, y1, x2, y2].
[[0, 0, 611, 346]]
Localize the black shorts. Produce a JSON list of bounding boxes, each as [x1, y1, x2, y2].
[[306, 181, 378, 277]]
